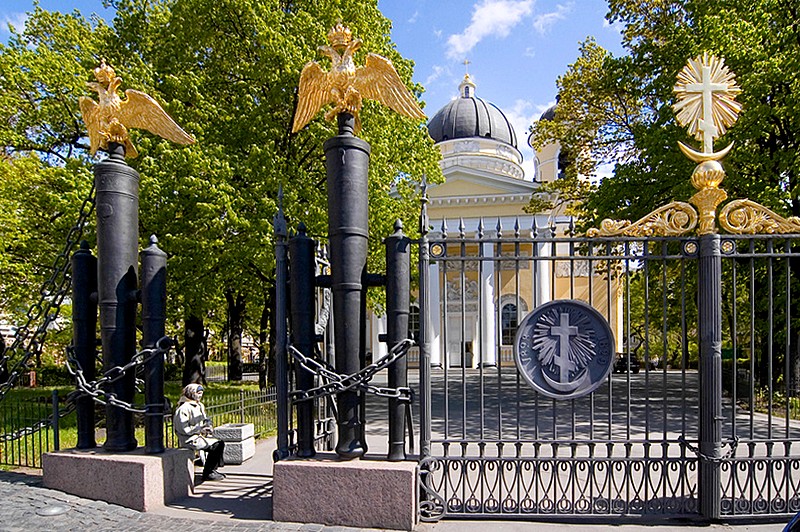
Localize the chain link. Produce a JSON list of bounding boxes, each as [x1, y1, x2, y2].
[[679, 434, 740, 463], [289, 339, 414, 403], [0, 181, 96, 402], [0, 337, 173, 443], [65, 336, 173, 414]]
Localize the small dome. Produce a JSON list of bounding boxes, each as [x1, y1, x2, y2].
[[427, 75, 517, 148], [539, 103, 556, 122]]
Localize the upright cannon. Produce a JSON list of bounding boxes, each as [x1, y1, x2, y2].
[[277, 23, 424, 461]]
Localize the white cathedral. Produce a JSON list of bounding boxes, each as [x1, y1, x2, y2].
[[367, 74, 621, 368]]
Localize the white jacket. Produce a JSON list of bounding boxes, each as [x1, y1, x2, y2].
[[173, 399, 218, 450]]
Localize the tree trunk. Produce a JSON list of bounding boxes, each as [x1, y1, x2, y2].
[[182, 315, 206, 386], [226, 290, 245, 381], [258, 289, 270, 390]]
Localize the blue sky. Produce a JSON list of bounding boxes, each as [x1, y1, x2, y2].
[[1, 0, 625, 177]]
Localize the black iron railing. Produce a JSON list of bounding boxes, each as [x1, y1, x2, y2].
[[0, 387, 277, 468]]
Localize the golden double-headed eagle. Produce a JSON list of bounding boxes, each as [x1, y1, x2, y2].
[[292, 24, 425, 133], [79, 60, 195, 158]]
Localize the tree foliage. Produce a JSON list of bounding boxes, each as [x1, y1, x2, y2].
[[0, 0, 441, 374], [530, 0, 800, 230]]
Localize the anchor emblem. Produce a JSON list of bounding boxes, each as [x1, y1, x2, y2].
[[515, 300, 614, 400]]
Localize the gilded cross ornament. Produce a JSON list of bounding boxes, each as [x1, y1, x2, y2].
[[589, 53, 741, 237], [292, 23, 426, 133], [79, 60, 195, 158], [673, 53, 741, 235]]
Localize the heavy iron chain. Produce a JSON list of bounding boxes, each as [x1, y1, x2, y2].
[[65, 336, 174, 414], [0, 181, 97, 403], [679, 434, 740, 463], [0, 337, 173, 443], [289, 338, 414, 403]]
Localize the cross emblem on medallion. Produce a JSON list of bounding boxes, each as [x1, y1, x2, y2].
[[550, 312, 578, 384]]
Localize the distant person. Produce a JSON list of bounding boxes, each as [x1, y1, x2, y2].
[[173, 383, 225, 481]]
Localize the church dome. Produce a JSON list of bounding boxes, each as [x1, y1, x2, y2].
[[427, 75, 517, 148], [539, 102, 557, 122]]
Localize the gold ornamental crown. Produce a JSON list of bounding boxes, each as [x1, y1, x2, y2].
[[327, 23, 353, 49], [93, 59, 116, 86]]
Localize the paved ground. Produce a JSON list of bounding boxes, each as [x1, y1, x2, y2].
[[0, 436, 790, 532], [0, 369, 796, 531]]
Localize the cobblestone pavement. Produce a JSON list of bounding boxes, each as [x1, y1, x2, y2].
[[0, 470, 386, 532], [0, 469, 788, 532]]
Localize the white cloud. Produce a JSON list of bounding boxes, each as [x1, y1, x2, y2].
[[1, 12, 28, 36], [425, 65, 447, 86], [446, 0, 534, 59], [524, 46, 536, 58], [408, 11, 419, 24], [532, 2, 573, 34], [433, 28, 443, 40], [504, 98, 542, 180]]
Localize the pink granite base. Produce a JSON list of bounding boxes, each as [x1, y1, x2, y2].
[[273, 453, 417, 531], [42, 447, 194, 511]]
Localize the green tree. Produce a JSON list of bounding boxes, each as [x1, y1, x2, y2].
[[530, 0, 800, 229], [532, 0, 800, 392], [0, 1, 442, 384]]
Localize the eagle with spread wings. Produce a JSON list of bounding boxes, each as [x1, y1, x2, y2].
[[79, 60, 195, 158], [292, 24, 425, 133]]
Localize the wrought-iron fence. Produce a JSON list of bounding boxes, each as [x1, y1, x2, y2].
[[0, 391, 63, 468], [416, 223, 800, 521], [1, 387, 277, 468]]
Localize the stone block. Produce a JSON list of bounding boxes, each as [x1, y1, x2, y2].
[[222, 437, 256, 464], [273, 454, 417, 531], [213, 422, 254, 442], [42, 448, 194, 512]]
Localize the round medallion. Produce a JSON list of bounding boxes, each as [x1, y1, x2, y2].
[[514, 300, 615, 400]]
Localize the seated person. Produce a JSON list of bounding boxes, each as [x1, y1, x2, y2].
[[173, 383, 225, 481]]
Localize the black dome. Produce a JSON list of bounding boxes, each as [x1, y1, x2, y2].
[[539, 103, 556, 122], [427, 82, 517, 148]]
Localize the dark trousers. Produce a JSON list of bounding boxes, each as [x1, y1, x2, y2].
[[202, 440, 225, 477]]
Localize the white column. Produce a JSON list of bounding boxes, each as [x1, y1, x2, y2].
[[372, 313, 387, 361], [429, 261, 442, 366], [536, 240, 551, 306], [479, 242, 497, 367]]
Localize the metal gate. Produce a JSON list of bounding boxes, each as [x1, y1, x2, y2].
[[416, 208, 800, 521]]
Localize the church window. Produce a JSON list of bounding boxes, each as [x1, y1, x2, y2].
[[408, 304, 420, 342], [501, 303, 518, 345]]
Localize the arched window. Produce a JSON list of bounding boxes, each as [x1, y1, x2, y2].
[[408, 304, 420, 342], [501, 303, 518, 345]]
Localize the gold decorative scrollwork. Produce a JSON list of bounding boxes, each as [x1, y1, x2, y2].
[[587, 201, 698, 237], [719, 199, 800, 234]]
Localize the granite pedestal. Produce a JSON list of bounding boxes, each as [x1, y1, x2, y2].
[[213, 422, 255, 464], [42, 447, 194, 511], [272, 453, 417, 531]]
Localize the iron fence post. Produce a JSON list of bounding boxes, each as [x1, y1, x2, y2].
[[419, 180, 432, 459], [386, 220, 410, 461], [289, 224, 317, 457], [141, 235, 167, 454], [71, 241, 97, 449], [240, 389, 245, 424], [95, 142, 139, 452], [325, 113, 370, 459], [51, 389, 59, 451], [698, 234, 723, 519], [274, 194, 290, 461]]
